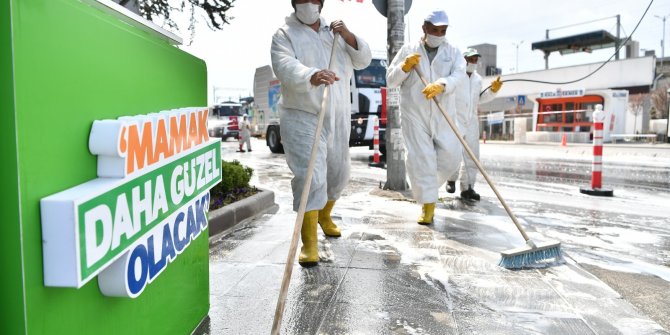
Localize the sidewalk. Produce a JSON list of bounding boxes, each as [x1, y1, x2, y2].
[[481, 140, 670, 166], [207, 186, 668, 334]]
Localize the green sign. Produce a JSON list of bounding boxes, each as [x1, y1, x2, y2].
[[3, 0, 215, 333]]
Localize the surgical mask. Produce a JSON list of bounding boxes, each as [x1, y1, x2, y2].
[[466, 63, 477, 73], [424, 34, 445, 48], [295, 3, 320, 25]]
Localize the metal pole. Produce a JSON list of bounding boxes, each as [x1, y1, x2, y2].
[[664, 16, 667, 71], [513, 41, 523, 73], [516, 44, 519, 73], [655, 14, 668, 76], [544, 29, 549, 70], [384, 0, 408, 190], [614, 15, 621, 60]]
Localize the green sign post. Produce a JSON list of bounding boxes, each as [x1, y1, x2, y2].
[[1, 0, 215, 333]]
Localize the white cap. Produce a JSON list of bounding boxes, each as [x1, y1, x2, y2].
[[424, 9, 449, 26], [463, 48, 481, 58]]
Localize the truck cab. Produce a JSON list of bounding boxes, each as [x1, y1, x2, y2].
[[208, 102, 244, 141], [350, 57, 386, 154]]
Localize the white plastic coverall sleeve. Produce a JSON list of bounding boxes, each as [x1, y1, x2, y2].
[[271, 14, 372, 211], [387, 40, 467, 204], [449, 72, 497, 190]]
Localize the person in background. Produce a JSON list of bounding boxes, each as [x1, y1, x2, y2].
[[237, 115, 252, 153], [386, 8, 466, 225], [446, 48, 502, 201], [271, 0, 371, 267]]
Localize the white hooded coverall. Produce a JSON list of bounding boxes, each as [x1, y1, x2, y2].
[[271, 14, 372, 211], [386, 39, 467, 204], [238, 117, 251, 151], [449, 71, 496, 191]]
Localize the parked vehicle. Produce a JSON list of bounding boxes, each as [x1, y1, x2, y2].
[[207, 102, 244, 141], [350, 57, 387, 154], [253, 58, 387, 154], [253, 66, 283, 153]]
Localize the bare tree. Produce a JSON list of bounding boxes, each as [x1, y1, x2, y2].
[[650, 84, 669, 120], [628, 93, 645, 133], [116, 0, 235, 34]]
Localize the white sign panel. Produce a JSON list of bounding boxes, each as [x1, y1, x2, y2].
[[40, 107, 222, 298]]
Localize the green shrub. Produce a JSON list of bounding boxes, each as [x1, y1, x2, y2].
[[211, 160, 253, 194], [209, 160, 256, 210]]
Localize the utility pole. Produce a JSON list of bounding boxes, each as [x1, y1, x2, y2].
[[384, 0, 408, 190], [544, 29, 550, 70], [655, 14, 669, 76], [614, 15, 621, 60], [513, 40, 524, 73]]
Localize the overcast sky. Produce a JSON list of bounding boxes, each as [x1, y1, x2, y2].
[[176, 0, 670, 104]]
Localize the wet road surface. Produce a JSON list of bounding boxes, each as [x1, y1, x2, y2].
[[207, 138, 670, 334]]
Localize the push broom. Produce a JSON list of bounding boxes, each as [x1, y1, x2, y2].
[[412, 66, 561, 269], [271, 33, 340, 335]]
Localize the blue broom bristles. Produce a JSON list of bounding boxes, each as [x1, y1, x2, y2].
[[498, 245, 562, 269]]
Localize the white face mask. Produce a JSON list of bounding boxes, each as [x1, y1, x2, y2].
[[295, 3, 320, 25], [466, 63, 477, 73], [424, 34, 445, 48]]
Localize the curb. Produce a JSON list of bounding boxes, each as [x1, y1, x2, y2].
[[207, 188, 277, 238]]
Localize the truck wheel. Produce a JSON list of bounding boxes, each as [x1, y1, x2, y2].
[[267, 126, 284, 154]]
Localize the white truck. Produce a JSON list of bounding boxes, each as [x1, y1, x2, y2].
[[206, 101, 245, 141], [253, 58, 387, 154]]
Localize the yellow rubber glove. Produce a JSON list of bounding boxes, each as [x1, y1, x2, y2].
[[401, 53, 421, 73], [422, 82, 444, 99], [490, 76, 503, 93]]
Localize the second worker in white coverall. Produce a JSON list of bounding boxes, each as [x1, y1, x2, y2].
[[237, 115, 252, 152], [446, 48, 502, 201], [271, 0, 371, 267], [386, 9, 466, 225]]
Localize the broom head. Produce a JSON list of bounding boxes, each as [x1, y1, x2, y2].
[[498, 240, 562, 269]]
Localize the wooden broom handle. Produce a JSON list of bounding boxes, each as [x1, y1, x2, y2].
[[271, 33, 340, 335], [413, 66, 530, 242]]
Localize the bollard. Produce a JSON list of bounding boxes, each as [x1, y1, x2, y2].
[[368, 116, 384, 168], [482, 130, 487, 144], [560, 133, 567, 146], [580, 104, 613, 196]]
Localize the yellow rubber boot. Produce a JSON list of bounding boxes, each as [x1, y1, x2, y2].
[[299, 210, 319, 267], [318, 200, 341, 237], [417, 203, 435, 225]]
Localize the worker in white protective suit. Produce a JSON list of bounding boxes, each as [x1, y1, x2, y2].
[[271, 0, 371, 267], [386, 9, 467, 225], [446, 48, 502, 201], [237, 115, 252, 152]]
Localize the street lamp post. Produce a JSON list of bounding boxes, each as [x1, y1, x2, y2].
[[655, 14, 669, 75], [512, 40, 524, 73]]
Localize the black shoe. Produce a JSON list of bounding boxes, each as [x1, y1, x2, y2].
[[237, 149, 246, 153], [460, 187, 480, 201], [446, 181, 456, 193], [248, 149, 252, 152]]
